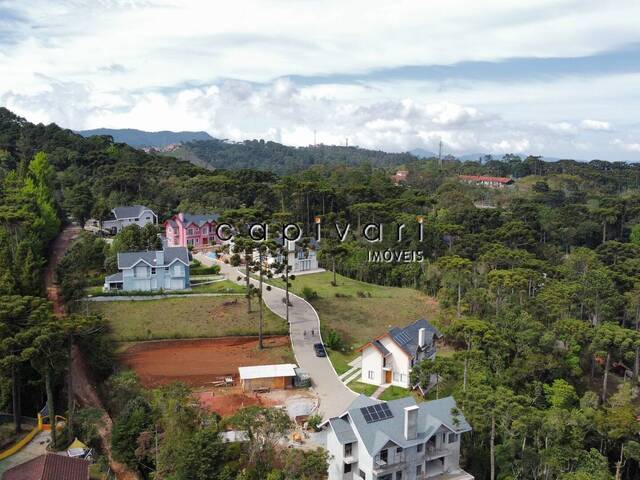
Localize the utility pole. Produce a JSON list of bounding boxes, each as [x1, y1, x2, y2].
[[345, 138, 349, 147], [438, 139, 443, 169], [314, 129, 317, 147]]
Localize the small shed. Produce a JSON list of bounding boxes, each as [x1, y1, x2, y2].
[[238, 364, 297, 392]]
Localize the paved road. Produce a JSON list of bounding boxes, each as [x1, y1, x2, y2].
[[201, 255, 357, 419]]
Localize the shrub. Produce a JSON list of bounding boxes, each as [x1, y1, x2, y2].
[[307, 413, 323, 432], [323, 329, 344, 351], [301, 287, 318, 301]]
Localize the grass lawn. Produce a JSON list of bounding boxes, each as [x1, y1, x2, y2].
[[347, 380, 378, 396], [89, 296, 287, 341], [268, 271, 440, 364], [328, 349, 354, 375], [378, 385, 416, 401]]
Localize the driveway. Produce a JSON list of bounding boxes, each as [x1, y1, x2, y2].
[[199, 255, 357, 419]]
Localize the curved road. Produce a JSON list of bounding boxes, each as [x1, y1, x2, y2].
[[210, 258, 357, 419]]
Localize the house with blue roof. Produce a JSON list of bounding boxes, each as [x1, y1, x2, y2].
[[103, 246, 190, 292], [359, 319, 442, 389], [324, 394, 473, 480]]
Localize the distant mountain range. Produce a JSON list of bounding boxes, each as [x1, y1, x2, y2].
[[77, 128, 214, 148]]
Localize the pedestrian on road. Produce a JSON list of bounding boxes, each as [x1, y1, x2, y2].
[[304, 330, 307, 337], [311, 329, 315, 336]]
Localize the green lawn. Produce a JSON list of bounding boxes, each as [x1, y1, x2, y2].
[[328, 349, 354, 375], [379, 385, 415, 401], [347, 380, 378, 396], [269, 271, 440, 364], [89, 296, 287, 341]]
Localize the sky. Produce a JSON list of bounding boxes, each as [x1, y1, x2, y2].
[[1, 0, 640, 161]]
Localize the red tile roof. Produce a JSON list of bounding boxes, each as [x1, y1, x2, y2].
[[3, 454, 89, 480], [458, 175, 513, 184]]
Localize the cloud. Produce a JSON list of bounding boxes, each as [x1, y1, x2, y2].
[[612, 139, 640, 152], [1, 1, 640, 160]]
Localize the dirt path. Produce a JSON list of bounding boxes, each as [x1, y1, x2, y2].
[[44, 225, 81, 315], [45, 225, 138, 480]]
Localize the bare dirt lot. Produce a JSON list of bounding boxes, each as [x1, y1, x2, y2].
[[119, 335, 293, 387]]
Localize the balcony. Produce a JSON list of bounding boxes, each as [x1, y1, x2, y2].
[[424, 445, 449, 460], [373, 452, 405, 474]]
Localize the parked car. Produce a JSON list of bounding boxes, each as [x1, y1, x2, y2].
[[314, 343, 326, 357]]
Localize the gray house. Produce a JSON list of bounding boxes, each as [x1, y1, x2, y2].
[[104, 247, 190, 292], [102, 205, 157, 233], [324, 395, 473, 480]]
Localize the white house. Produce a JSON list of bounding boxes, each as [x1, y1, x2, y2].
[[360, 319, 442, 389], [102, 205, 157, 233], [324, 395, 473, 480]]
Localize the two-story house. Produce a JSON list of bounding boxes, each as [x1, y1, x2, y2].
[[359, 319, 442, 389], [103, 246, 190, 292], [267, 237, 320, 273], [164, 212, 221, 249], [324, 395, 473, 480], [102, 205, 157, 233]]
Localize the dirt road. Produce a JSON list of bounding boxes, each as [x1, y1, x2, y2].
[[44, 225, 138, 480]]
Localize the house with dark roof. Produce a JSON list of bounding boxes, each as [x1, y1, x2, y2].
[[164, 212, 221, 249], [3, 453, 89, 480], [324, 395, 473, 480], [102, 205, 157, 233], [359, 319, 442, 389], [103, 246, 190, 291]]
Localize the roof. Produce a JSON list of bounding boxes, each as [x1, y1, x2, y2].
[[105, 272, 123, 283], [117, 247, 189, 269], [459, 175, 513, 184], [112, 205, 154, 219], [328, 417, 358, 444], [238, 363, 297, 380], [372, 340, 390, 356], [388, 319, 441, 357], [183, 213, 220, 226], [3, 454, 89, 480], [332, 395, 471, 455]]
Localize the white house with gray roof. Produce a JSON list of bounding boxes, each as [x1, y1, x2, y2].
[[102, 205, 157, 233], [324, 395, 473, 480], [360, 319, 442, 389], [103, 246, 190, 292]]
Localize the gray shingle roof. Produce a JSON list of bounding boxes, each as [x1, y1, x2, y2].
[[372, 340, 390, 356], [183, 213, 220, 226], [112, 205, 154, 219], [388, 319, 442, 358], [105, 272, 123, 282], [117, 247, 189, 269], [328, 417, 357, 445], [337, 395, 471, 455]]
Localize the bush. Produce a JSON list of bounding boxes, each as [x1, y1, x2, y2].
[[301, 287, 318, 301], [323, 329, 344, 351], [307, 413, 323, 431], [335, 292, 351, 298]]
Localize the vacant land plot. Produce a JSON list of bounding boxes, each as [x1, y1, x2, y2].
[[119, 335, 294, 387], [269, 272, 439, 349], [90, 296, 287, 341]]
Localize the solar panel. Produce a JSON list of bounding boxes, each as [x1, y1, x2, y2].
[[360, 403, 394, 423]]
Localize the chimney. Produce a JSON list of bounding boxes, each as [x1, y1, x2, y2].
[[418, 328, 426, 348], [404, 405, 419, 440], [178, 212, 184, 222], [156, 249, 164, 266]]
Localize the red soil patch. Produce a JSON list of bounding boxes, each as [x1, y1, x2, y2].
[[194, 387, 280, 417], [119, 335, 291, 388]]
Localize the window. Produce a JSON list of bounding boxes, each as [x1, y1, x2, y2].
[[368, 370, 374, 380], [344, 443, 352, 456], [145, 216, 151, 220], [379, 449, 388, 463], [416, 464, 422, 475], [135, 218, 139, 221], [396, 447, 403, 453], [395, 472, 403, 480], [448, 433, 459, 444], [358, 469, 366, 479], [417, 443, 423, 453], [202, 227, 208, 234], [151, 268, 156, 275], [378, 475, 392, 480], [187, 228, 194, 235], [344, 463, 352, 473]]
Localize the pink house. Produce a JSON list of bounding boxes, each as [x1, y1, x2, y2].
[[164, 213, 221, 249]]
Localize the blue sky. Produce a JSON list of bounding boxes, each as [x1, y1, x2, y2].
[[1, 0, 640, 160]]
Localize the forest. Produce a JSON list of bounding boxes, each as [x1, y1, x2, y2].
[[1, 106, 640, 479]]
